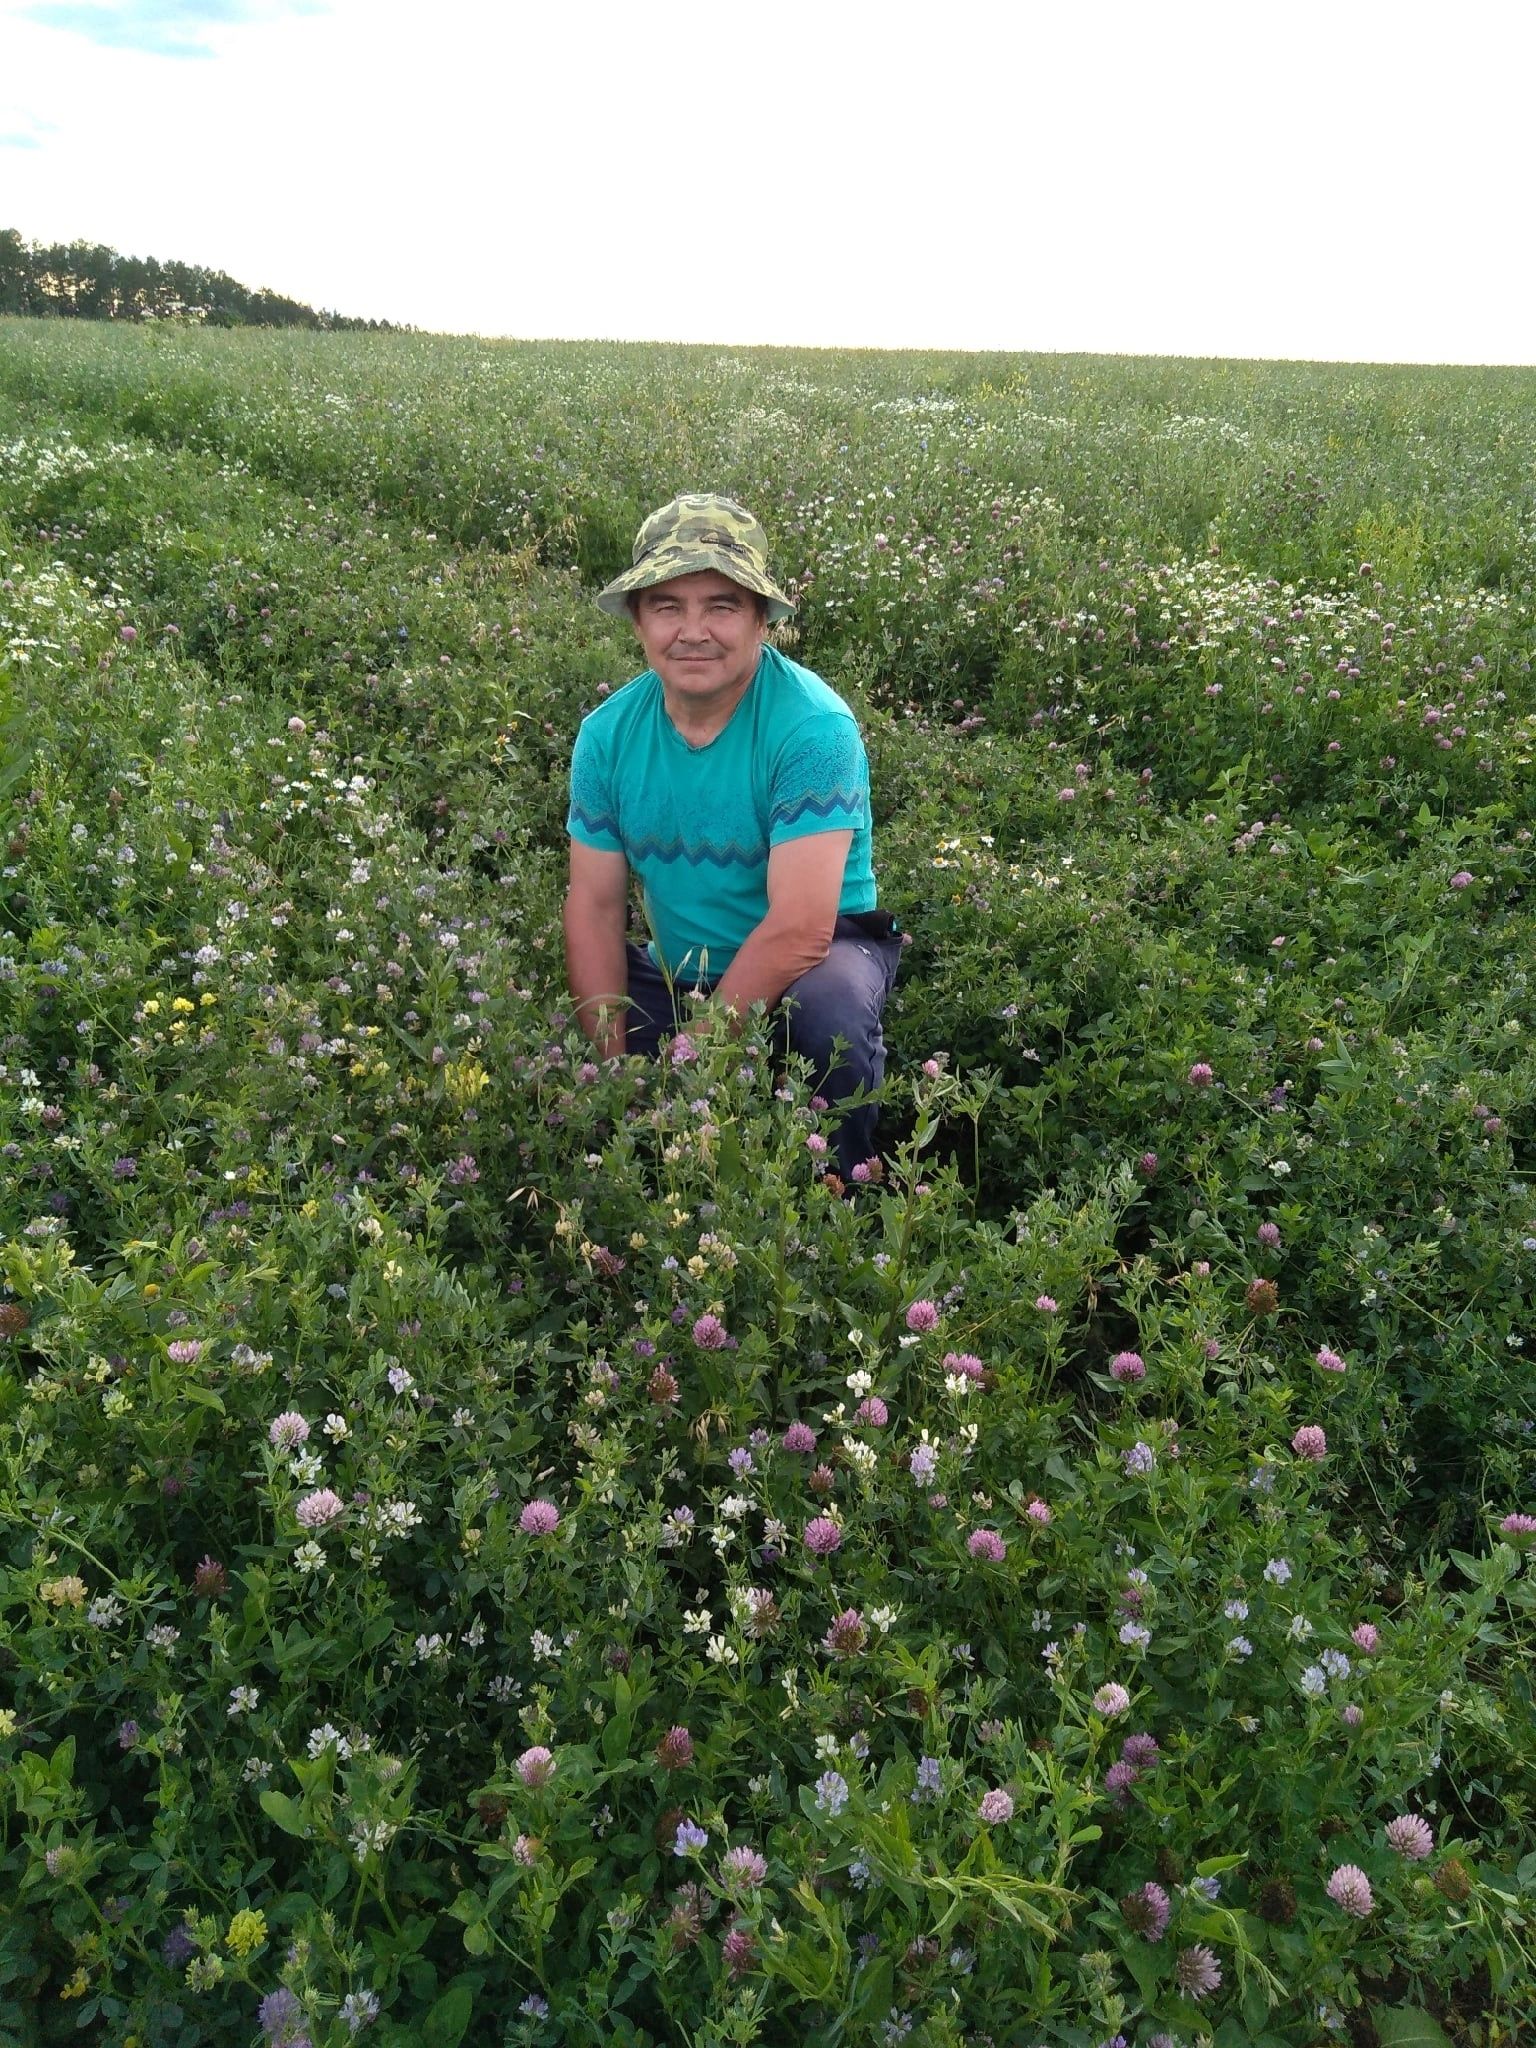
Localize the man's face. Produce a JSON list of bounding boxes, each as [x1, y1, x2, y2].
[[631, 570, 766, 711]]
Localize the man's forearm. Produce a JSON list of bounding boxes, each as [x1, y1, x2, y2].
[[564, 902, 628, 1058], [712, 919, 831, 1023]]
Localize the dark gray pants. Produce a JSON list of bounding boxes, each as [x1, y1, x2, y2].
[[624, 917, 903, 1177]]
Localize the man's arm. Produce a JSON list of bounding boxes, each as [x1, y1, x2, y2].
[[711, 830, 854, 1022], [564, 840, 631, 1059]]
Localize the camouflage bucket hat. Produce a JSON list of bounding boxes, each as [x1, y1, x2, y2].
[[596, 493, 796, 622]]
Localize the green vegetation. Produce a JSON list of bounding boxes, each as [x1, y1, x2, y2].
[[1, 318, 1533, 2045]]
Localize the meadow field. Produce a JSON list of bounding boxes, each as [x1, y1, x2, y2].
[[0, 320, 1533, 2047]]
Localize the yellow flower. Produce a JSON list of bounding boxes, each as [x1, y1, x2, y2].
[[143, 1282, 160, 1299], [444, 1057, 489, 1106], [142, 999, 161, 1016], [0, 1708, 18, 1737], [60, 1967, 89, 2000], [199, 992, 217, 1007], [224, 1908, 267, 1958], [171, 997, 195, 1015], [40, 1576, 88, 1608]]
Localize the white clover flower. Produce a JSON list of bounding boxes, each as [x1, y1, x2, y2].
[[705, 1635, 739, 1666], [870, 1606, 899, 1632], [227, 1686, 260, 1717], [683, 1608, 712, 1635], [294, 1541, 327, 1574], [846, 1368, 874, 1397]]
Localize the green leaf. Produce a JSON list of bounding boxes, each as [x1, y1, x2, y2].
[[258, 1790, 309, 1839], [422, 1981, 476, 2048], [177, 1381, 226, 1414], [1373, 2010, 1455, 2048]]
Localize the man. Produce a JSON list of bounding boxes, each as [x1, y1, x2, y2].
[[564, 492, 901, 1178]]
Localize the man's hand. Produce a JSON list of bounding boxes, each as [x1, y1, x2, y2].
[[712, 831, 853, 1022], [564, 841, 630, 1059]]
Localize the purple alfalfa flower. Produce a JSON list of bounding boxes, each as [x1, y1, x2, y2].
[[673, 1817, 709, 1856], [911, 1755, 942, 1803], [258, 1987, 303, 2041], [445, 1152, 480, 1185], [1174, 1942, 1223, 1997], [518, 1993, 550, 2018], [1326, 1863, 1374, 1916], [719, 1844, 768, 1889], [908, 1441, 938, 1484], [1118, 1879, 1170, 1941], [1103, 1759, 1138, 1804], [721, 1922, 756, 1977], [813, 1770, 849, 1817], [1123, 1440, 1156, 1476], [162, 1922, 197, 1966], [728, 1446, 754, 1477], [822, 1608, 867, 1657], [338, 1988, 380, 2034], [1386, 1814, 1434, 1860], [111, 1155, 139, 1179], [654, 1725, 694, 1770]]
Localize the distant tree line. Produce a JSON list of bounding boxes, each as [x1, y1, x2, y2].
[[0, 227, 402, 330]]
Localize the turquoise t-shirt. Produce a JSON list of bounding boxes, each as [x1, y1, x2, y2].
[[567, 643, 877, 981]]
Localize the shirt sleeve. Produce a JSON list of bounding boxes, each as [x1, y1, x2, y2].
[[768, 713, 870, 846], [566, 715, 625, 852]]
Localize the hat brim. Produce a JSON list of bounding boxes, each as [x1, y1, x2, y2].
[[596, 547, 796, 624]]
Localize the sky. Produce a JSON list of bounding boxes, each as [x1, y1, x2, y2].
[[2, 0, 1533, 364]]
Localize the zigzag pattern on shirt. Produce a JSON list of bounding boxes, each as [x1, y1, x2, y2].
[[571, 789, 864, 868], [769, 787, 867, 830]]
